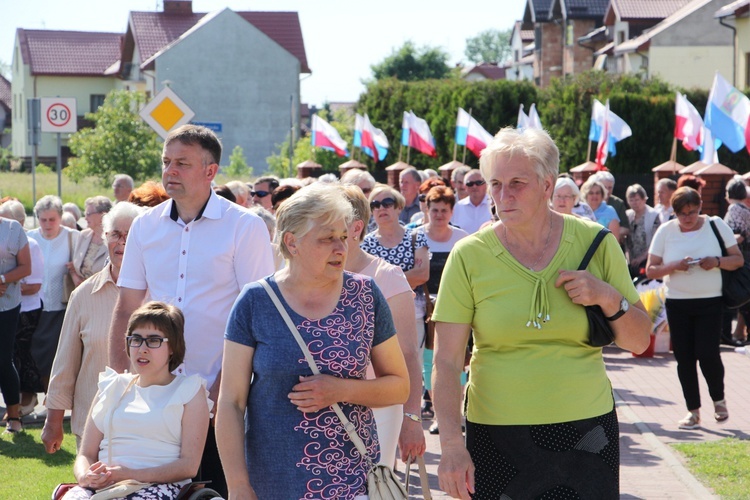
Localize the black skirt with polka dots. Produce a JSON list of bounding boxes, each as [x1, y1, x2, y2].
[[466, 407, 619, 499]]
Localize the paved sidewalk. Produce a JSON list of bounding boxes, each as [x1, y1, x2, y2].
[[401, 344, 750, 499]]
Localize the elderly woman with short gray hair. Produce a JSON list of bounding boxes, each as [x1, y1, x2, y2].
[[217, 183, 409, 499], [27, 195, 80, 391], [626, 184, 661, 279], [43, 202, 143, 452], [67, 196, 112, 288]]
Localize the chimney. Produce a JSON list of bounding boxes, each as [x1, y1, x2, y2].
[[163, 0, 192, 14]]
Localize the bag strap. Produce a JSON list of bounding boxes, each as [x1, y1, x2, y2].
[[67, 229, 73, 257], [405, 455, 433, 499], [578, 227, 611, 271], [258, 279, 374, 469], [708, 218, 729, 257]]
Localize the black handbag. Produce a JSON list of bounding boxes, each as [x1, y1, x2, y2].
[[708, 218, 750, 309], [578, 228, 616, 347]]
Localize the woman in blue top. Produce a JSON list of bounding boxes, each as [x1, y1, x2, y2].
[[217, 183, 409, 500], [581, 177, 620, 242]]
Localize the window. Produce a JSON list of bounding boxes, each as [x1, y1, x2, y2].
[[90, 94, 106, 112]]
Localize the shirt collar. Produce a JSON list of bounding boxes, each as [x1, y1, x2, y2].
[[163, 190, 220, 223], [90, 264, 117, 294]]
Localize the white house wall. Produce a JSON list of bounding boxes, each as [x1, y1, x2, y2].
[[649, 46, 733, 89], [153, 9, 300, 171]]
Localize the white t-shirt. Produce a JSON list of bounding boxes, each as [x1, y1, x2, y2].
[[92, 369, 211, 474], [118, 192, 275, 387], [648, 216, 736, 299], [27, 226, 79, 311]]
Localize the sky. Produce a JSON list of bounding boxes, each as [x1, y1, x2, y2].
[[1, 0, 526, 107]]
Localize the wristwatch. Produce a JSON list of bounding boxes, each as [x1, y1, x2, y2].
[[606, 296, 629, 321], [404, 412, 422, 423]]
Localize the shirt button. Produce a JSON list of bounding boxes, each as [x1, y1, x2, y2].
[[180, 274, 184, 279], [178, 297, 182, 302], [182, 250, 186, 255], [185, 227, 189, 232]]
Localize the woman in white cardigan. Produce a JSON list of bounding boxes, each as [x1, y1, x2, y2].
[[67, 196, 111, 288]]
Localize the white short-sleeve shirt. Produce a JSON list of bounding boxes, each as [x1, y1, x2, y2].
[[118, 191, 274, 387], [450, 196, 493, 234]]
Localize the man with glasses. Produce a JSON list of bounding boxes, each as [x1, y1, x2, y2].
[[108, 125, 274, 497], [451, 169, 492, 234], [251, 175, 280, 211]]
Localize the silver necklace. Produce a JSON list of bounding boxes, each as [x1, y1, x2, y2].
[[503, 216, 553, 271]]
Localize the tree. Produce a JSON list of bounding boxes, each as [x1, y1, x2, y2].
[[370, 41, 451, 82], [0, 59, 10, 79], [224, 145, 252, 178], [464, 29, 512, 64], [66, 90, 162, 185]]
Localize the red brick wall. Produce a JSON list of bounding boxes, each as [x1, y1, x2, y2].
[[563, 20, 596, 76], [538, 23, 563, 88]]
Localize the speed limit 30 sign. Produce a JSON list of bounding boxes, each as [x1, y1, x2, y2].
[[41, 97, 78, 133]]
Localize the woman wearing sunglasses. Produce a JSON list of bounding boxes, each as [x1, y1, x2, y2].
[[362, 185, 430, 348], [62, 301, 211, 499]]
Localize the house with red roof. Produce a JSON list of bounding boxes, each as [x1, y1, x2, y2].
[[11, 0, 309, 171], [462, 63, 507, 82]]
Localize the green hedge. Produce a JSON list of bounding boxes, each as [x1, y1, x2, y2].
[[356, 71, 750, 175]]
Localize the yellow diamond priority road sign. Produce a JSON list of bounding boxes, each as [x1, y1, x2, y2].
[[140, 87, 195, 139]]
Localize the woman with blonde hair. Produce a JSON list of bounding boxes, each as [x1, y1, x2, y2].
[[217, 183, 409, 499]]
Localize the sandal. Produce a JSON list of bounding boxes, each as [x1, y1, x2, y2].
[[714, 399, 729, 422], [678, 411, 700, 430], [4, 417, 23, 434]]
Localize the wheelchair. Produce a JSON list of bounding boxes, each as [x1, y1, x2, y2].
[[51, 481, 223, 500]]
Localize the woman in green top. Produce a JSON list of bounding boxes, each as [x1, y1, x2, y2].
[[431, 127, 651, 500]]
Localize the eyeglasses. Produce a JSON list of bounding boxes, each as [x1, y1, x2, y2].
[[251, 190, 271, 198], [370, 198, 396, 210], [418, 194, 427, 202], [465, 180, 486, 188], [106, 230, 128, 243], [553, 194, 577, 201], [127, 335, 169, 349], [85, 211, 100, 217]]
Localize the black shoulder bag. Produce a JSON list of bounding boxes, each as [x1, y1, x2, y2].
[[708, 218, 750, 309], [578, 227, 616, 347]]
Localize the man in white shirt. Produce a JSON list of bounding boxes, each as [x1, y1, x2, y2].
[[108, 125, 274, 497], [451, 169, 492, 234]]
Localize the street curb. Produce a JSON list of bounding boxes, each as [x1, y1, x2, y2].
[[613, 389, 717, 500]]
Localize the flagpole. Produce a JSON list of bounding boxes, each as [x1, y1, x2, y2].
[[453, 140, 458, 162], [669, 137, 677, 168], [587, 140, 592, 162], [398, 144, 403, 162], [407, 144, 411, 166]]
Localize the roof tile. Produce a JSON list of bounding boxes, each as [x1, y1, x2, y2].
[[18, 29, 122, 76], [0, 75, 11, 111], [129, 10, 309, 73], [612, 0, 693, 19]]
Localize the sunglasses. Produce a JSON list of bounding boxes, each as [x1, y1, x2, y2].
[[418, 194, 427, 202], [127, 335, 169, 349], [370, 198, 396, 210], [465, 180, 486, 188], [251, 190, 271, 198]]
